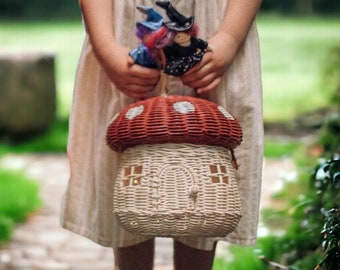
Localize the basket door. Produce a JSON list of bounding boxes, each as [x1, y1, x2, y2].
[[158, 164, 195, 212]]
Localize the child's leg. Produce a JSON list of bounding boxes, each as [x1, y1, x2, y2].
[[113, 238, 155, 270], [173, 240, 217, 270]]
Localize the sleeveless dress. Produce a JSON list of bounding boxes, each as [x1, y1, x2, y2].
[[60, 0, 263, 250]]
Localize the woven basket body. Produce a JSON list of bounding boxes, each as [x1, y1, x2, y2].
[[113, 143, 242, 237]]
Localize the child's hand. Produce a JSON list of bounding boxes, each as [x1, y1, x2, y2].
[[180, 33, 239, 94], [103, 45, 161, 99]]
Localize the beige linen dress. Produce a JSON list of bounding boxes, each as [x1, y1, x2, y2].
[[61, 0, 263, 250]]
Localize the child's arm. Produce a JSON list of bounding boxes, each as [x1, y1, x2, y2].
[[181, 0, 263, 95], [79, 0, 160, 99]]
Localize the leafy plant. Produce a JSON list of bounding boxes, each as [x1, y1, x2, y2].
[[313, 157, 340, 270], [259, 154, 339, 270], [318, 114, 340, 154], [254, 44, 340, 270], [0, 169, 42, 243], [315, 209, 340, 270], [213, 245, 266, 270], [214, 116, 340, 269], [318, 45, 340, 156], [322, 46, 340, 108], [0, 216, 13, 243]]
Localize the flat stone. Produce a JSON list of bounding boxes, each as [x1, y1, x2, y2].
[[37, 230, 70, 248], [32, 260, 70, 270], [68, 262, 114, 270], [53, 250, 102, 264], [8, 258, 32, 270], [22, 246, 48, 259], [0, 248, 22, 261], [11, 229, 40, 246], [154, 266, 173, 270]]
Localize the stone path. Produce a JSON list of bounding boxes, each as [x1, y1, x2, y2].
[[0, 154, 296, 270]]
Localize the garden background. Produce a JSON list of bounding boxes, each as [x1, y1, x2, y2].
[[0, 0, 339, 269]]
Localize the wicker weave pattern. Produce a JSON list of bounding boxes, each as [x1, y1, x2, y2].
[[106, 95, 243, 152], [113, 143, 242, 237]]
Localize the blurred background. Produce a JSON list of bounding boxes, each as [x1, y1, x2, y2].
[[0, 1, 339, 269]]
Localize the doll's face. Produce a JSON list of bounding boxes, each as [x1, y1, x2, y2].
[[142, 33, 151, 43], [174, 32, 191, 46]]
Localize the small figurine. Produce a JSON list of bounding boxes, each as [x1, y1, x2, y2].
[[129, 6, 164, 69], [156, 1, 210, 76]]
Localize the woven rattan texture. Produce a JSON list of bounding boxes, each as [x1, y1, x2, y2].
[[113, 143, 242, 237], [106, 95, 243, 152]]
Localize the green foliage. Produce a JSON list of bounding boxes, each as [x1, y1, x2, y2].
[[213, 246, 267, 270], [0, 0, 80, 20], [312, 158, 340, 210], [255, 46, 340, 268], [318, 114, 340, 154], [0, 118, 68, 155], [1, 0, 340, 21], [318, 45, 340, 154], [258, 154, 340, 269], [257, 15, 340, 122], [321, 46, 340, 107], [215, 155, 339, 270], [0, 169, 42, 243], [263, 139, 340, 269], [261, 0, 340, 14], [264, 138, 301, 158], [0, 170, 41, 221], [0, 216, 13, 243], [316, 209, 340, 270], [215, 58, 340, 267]]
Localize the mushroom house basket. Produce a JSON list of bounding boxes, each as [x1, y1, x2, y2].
[[106, 2, 243, 238]]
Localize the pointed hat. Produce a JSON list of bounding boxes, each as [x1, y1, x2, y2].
[[136, 5, 163, 31], [156, 1, 194, 31]]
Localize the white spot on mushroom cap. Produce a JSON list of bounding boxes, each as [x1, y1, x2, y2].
[[218, 106, 235, 120], [173, 101, 195, 114], [125, 105, 144, 120]]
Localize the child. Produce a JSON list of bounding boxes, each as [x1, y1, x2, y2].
[[61, 1, 263, 269]]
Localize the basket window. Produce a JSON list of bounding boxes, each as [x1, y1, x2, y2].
[[121, 165, 143, 187], [209, 165, 229, 184]]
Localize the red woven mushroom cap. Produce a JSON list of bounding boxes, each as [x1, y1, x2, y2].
[[106, 95, 243, 152]]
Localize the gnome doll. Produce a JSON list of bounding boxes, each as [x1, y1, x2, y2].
[[129, 6, 164, 68], [156, 1, 210, 76]]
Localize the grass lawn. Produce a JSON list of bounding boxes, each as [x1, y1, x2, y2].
[[0, 15, 339, 122], [257, 14, 340, 122]]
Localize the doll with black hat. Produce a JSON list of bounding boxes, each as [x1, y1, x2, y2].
[[156, 1, 211, 76]]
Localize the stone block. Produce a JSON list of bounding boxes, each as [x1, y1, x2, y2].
[[0, 51, 56, 135]]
